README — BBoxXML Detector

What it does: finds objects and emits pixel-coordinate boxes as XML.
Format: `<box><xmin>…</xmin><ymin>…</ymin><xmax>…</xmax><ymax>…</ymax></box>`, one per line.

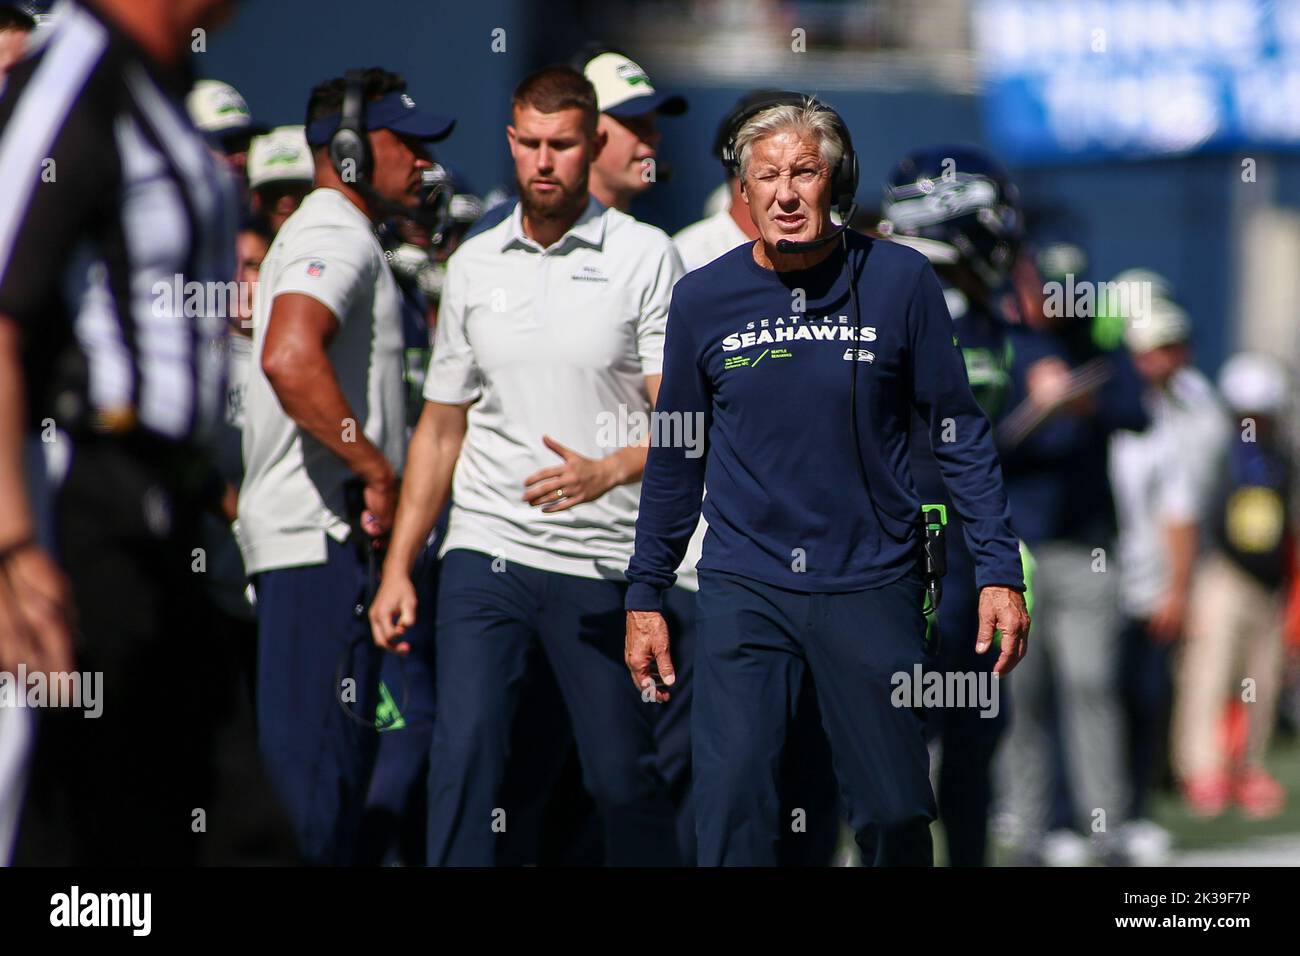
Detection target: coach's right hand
<box><xmin>625</xmin><ymin>610</ymin><xmax>675</xmax><ymax>703</ymax></box>
<box><xmin>369</xmin><ymin>572</ymin><xmax>416</xmax><ymax>656</ymax></box>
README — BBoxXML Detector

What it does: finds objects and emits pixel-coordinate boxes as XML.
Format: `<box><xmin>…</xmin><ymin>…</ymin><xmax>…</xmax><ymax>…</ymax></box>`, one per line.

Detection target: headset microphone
<box><xmin>774</xmin><ymin>205</ymin><xmax>856</xmax><ymax>254</ymax></box>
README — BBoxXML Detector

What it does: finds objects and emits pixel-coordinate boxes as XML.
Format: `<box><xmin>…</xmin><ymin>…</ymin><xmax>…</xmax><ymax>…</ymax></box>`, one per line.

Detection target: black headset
<box><xmin>329</xmin><ymin>69</ymin><xmax>371</xmax><ymax>184</ymax></box>
<box><xmin>719</xmin><ymin>91</ymin><xmax>859</xmax><ymax>222</ymax></box>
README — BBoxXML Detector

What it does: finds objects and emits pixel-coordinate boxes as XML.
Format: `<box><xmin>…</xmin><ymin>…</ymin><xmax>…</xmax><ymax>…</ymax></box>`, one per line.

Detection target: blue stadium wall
<box><xmin>203</xmin><ymin>0</ymin><xmax>1300</xmax><ymax>380</ymax></box>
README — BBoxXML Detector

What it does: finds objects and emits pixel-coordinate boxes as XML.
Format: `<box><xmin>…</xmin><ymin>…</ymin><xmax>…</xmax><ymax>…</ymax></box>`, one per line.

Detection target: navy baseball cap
<box><xmin>306</xmin><ymin>89</ymin><xmax>456</xmax><ymax>148</ymax></box>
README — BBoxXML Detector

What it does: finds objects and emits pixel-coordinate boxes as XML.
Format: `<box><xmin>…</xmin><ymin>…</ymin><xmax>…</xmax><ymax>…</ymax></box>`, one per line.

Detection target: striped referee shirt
<box><xmin>0</xmin><ymin>1</ymin><xmax>236</xmax><ymax>443</ymax></box>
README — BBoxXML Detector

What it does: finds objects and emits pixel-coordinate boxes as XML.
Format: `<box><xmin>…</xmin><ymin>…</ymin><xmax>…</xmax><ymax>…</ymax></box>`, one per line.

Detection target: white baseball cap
<box><xmin>1219</xmin><ymin>352</ymin><xmax>1290</xmax><ymax>413</ymax></box>
<box><xmin>582</xmin><ymin>51</ymin><xmax>686</xmax><ymax>118</ymax></box>
<box><xmin>186</xmin><ymin>79</ymin><xmax>264</xmax><ymax>140</ymax></box>
<box><xmin>1123</xmin><ymin>296</ymin><xmax>1190</xmax><ymax>354</ymax></box>
<box><xmin>247</xmin><ymin>125</ymin><xmax>313</xmax><ymax>191</ymax></box>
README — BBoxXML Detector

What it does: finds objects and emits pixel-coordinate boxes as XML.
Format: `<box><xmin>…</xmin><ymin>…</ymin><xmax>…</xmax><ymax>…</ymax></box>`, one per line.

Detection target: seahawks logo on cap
<box><xmin>400</xmin><ymin>93</ymin><xmax>416</xmax><ymax>109</ymax></box>
<box><xmin>615</xmin><ymin>62</ymin><xmax>651</xmax><ymax>87</ymax></box>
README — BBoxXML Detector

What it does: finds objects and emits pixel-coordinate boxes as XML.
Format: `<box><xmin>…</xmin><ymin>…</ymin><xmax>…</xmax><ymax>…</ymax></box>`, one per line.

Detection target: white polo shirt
<box><xmin>673</xmin><ymin>208</ymin><xmax>749</xmax><ymax>273</ymax></box>
<box><xmin>426</xmin><ymin>197</ymin><xmax>682</xmax><ymax>580</ymax></box>
<box><xmin>1109</xmin><ymin>366</ymin><xmax>1228</xmax><ymax>616</ymax></box>
<box><xmin>238</xmin><ymin>188</ymin><xmax>407</xmax><ymax>575</ymax></box>
<box><xmin>670</xmin><ymin>211</ymin><xmax>751</xmax><ymax>589</ymax></box>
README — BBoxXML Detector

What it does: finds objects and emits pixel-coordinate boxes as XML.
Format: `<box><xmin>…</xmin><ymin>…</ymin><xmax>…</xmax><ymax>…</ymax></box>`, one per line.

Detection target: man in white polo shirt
<box><xmin>238</xmin><ymin>67</ymin><xmax>454</xmax><ymax>865</ymax></box>
<box><xmin>674</xmin><ymin>91</ymin><xmax>775</xmax><ymax>273</ymax></box>
<box><xmin>369</xmin><ymin>65</ymin><xmax>683</xmax><ymax>866</ymax></box>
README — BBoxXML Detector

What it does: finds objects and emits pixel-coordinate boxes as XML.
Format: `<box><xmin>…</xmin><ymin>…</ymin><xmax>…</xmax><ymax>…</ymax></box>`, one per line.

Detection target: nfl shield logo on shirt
<box><xmin>306</xmin><ymin>260</ymin><xmax>325</xmax><ymax>277</ymax></box>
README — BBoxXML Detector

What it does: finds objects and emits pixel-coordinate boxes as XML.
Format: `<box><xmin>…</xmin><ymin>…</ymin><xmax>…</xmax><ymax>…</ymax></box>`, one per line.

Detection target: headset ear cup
<box><xmin>329</xmin><ymin>129</ymin><xmax>362</xmax><ymax>182</ymax></box>
<box><xmin>331</xmin><ymin>70</ymin><xmax>371</xmax><ymax>184</ymax></box>
<box><xmin>721</xmin><ymin>138</ymin><xmax>738</xmax><ymax>175</ymax></box>
<box><xmin>838</xmin><ymin>149</ymin><xmax>859</xmax><ymax>217</ymax></box>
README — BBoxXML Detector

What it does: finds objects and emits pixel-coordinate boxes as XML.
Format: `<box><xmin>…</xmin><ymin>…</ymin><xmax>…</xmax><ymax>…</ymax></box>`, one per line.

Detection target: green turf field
<box><xmin>1152</xmin><ymin>734</ymin><xmax>1300</xmax><ymax>855</ymax></box>
<box><xmin>967</xmin><ymin>734</ymin><xmax>1300</xmax><ymax>865</ymax></box>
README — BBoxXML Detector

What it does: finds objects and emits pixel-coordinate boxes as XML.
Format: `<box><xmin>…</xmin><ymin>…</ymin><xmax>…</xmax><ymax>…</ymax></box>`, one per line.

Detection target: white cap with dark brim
<box><xmin>248</xmin><ymin>125</ymin><xmax>314</xmax><ymax>191</ymax></box>
<box><xmin>1124</xmin><ymin>296</ymin><xmax>1191</xmax><ymax>354</ymax></box>
<box><xmin>583</xmin><ymin>51</ymin><xmax>687</xmax><ymax>119</ymax></box>
<box><xmin>187</xmin><ymin>79</ymin><xmax>266</xmax><ymax>139</ymax></box>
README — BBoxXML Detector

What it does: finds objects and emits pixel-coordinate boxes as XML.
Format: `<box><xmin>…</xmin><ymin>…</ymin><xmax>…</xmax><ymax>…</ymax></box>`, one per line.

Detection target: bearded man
<box><xmin>369</xmin><ymin>65</ymin><xmax>684</xmax><ymax>866</ymax></box>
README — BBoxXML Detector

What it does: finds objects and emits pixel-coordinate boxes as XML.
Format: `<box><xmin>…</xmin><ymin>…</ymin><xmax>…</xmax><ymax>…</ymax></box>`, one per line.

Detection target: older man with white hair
<box><xmin>624</xmin><ymin>95</ymin><xmax>1030</xmax><ymax>866</ymax></box>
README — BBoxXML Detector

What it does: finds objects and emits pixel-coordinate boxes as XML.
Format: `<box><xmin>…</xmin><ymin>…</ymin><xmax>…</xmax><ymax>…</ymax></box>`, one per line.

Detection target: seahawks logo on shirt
<box><xmin>720</xmin><ymin>315</ymin><xmax>877</xmax><ymax>353</ymax></box>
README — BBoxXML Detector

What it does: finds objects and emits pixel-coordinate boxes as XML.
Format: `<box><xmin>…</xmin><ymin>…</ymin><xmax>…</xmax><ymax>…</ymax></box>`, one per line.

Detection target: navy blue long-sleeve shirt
<box><xmin>998</xmin><ymin>321</ymin><xmax>1148</xmax><ymax>545</ymax></box>
<box><xmin>625</xmin><ymin>232</ymin><xmax>1024</xmax><ymax>612</ymax></box>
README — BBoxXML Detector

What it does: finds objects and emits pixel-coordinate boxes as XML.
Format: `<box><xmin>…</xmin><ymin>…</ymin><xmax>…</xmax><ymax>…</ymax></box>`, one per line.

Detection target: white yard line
<box><xmin>1171</xmin><ymin>835</ymin><xmax>1300</xmax><ymax>866</ymax></box>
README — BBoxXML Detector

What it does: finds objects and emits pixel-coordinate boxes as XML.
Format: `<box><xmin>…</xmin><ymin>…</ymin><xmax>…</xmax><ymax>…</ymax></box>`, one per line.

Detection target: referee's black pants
<box><xmin>14</xmin><ymin>436</ymin><xmax>292</xmax><ymax>865</ymax></box>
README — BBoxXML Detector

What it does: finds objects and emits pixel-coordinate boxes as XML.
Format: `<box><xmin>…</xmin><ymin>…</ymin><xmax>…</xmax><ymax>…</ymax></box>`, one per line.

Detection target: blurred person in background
<box><xmin>673</xmin><ymin>90</ymin><xmax>773</xmax><ymax>272</ymax></box>
<box><xmin>1108</xmin><ymin>277</ymin><xmax>1229</xmax><ymax>862</ymax></box>
<box><xmin>199</xmin><ymin>215</ymin><xmax>274</xmax><ymax>644</ymax></box>
<box><xmin>0</xmin><ymin>0</ymin><xmax>264</xmax><ymax>865</ymax></box>
<box><xmin>247</xmin><ymin>124</ymin><xmax>314</xmax><ymax>233</ymax></box>
<box><xmin>237</xmin><ymin>66</ymin><xmax>454</xmax><ymax>864</ymax></box>
<box><xmin>187</xmin><ymin>77</ymin><xmax>267</xmax><ymax>203</ymax></box>
<box><xmin>579</xmin><ymin>46</ymin><xmax>686</xmax><ymax>214</ymax></box>
<box><xmin>993</xmin><ymin>237</ymin><xmax>1149</xmax><ymax>865</ymax></box>
<box><xmin>0</xmin><ymin>4</ymin><xmax>33</xmax><ymax>78</ymax></box>
<box><xmin>379</xmin><ymin>164</ymin><xmax>482</xmax><ymax>332</ymax></box>
<box><xmin>0</xmin><ymin>3</ymin><xmax>41</xmax><ymax>865</ymax></box>
<box><xmin>881</xmin><ymin>143</ymin><xmax>1030</xmax><ymax>867</ymax></box>
<box><xmin>192</xmin><ymin>212</ymin><xmax>299</xmax><ymax>862</ymax></box>
<box><xmin>1172</xmin><ymin>352</ymin><xmax>1293</xmax><ymax>820</ymax></box>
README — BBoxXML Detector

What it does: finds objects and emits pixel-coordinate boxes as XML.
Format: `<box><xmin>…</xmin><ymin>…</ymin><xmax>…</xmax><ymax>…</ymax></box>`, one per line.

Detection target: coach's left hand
<box><xmin>976</xmin><ymin>586</ymin><xmax>1030</xmax><ymax>677</ymax></box>
<box><xmin>523</xmin><ymin>435</ymin><xmax>619</xmax><ymax>513</ymax></box>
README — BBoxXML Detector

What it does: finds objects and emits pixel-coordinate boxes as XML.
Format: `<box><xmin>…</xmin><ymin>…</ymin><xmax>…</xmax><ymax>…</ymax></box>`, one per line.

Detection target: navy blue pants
<box><xmin>498</xmin><ymin>582</ymin><xmax>697</xmax><ymax>866</ymax></box>
<box><xmin>255</xmin><ymin>537</ymin><xmax>383</xmax><ymax>865</ymax></box>
<box><xmin>427</xmin><ymin>549</ymin><xmax>678</xmax><ymax>866</ymax></box>
<box><xmin>358</xmin><ymin>544</ymin><xmax>440</xmax><ymax>865</ymax></box>
<box><xmin>694</xmin><ymin>568</ymin><xmax>937</xmax><ymax>866</ymax></box>
<box><xmin>1119</xmin><ymin>614</ymin><xmax>1172</xmax><ymax>820</ymax></box>
<box><xmin>661</xmin><ymin>586</ymin><xmax>840</xmax><ymax>866</ymax></box>
<box><xmin>654</xmin><ymin>585</ymin><xmax>698</xmax><ymax>861</ymax></box>
<box><xmin>928</xmin><ymin>536</ymin><xmax>1010</xmax><ymax>866</ymax></box>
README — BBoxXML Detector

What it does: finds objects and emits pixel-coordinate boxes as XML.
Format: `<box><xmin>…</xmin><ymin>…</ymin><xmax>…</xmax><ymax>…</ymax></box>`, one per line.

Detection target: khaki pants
<box><xmin>1172</xmin><ymin>552</ymin><xmax>1284</xmax><ymax>780</ymax></box>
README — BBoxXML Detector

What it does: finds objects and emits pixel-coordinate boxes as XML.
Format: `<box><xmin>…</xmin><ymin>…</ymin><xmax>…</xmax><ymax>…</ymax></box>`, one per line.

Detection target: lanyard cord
<box><xmin>844</xmin><ymin>233</ymin><xmax>909</xmax><ymax>545</ymax></box>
